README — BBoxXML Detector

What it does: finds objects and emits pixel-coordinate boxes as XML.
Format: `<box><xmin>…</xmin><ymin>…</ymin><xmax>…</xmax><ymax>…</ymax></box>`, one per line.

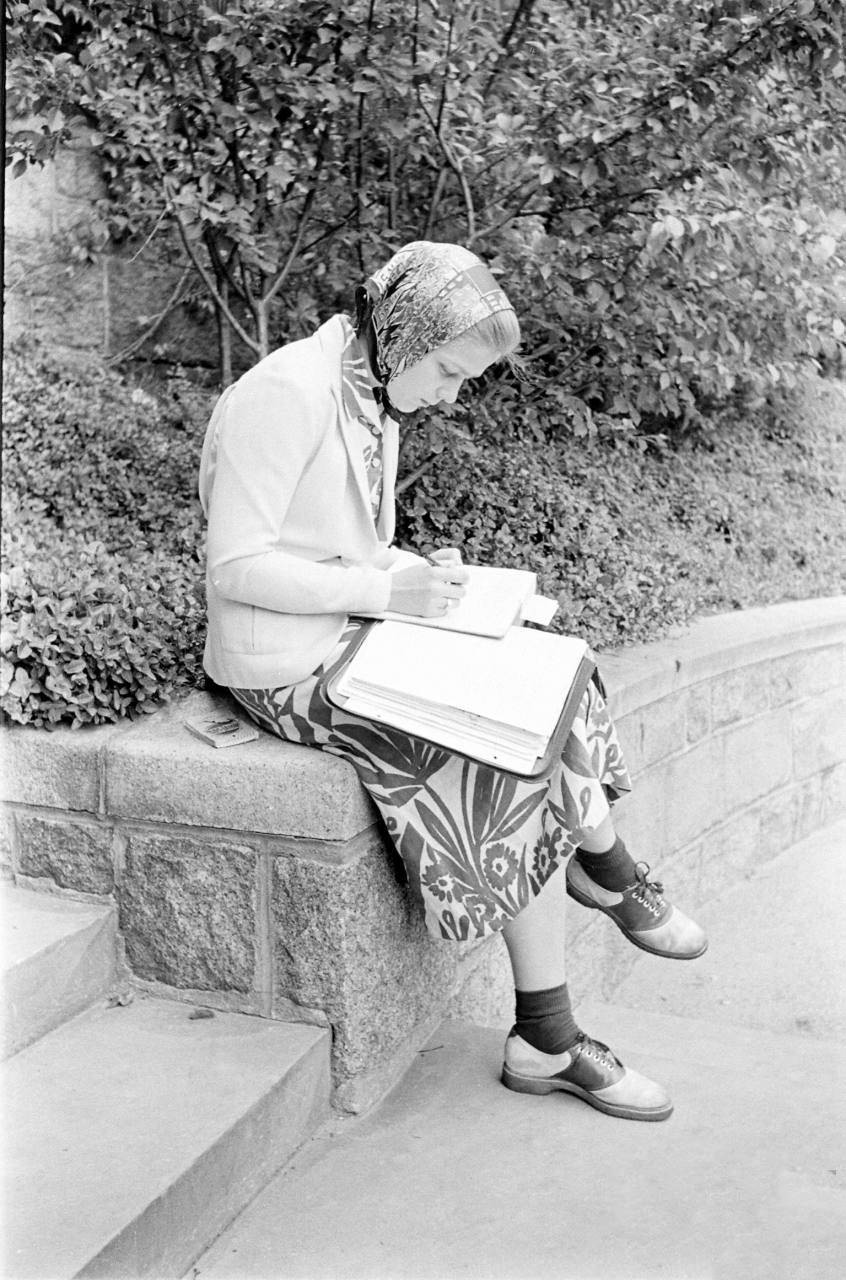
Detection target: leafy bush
<box><xmin>1</xmin><ymin>346</ymin><xmax>208</xmax><ymax>728</ymax></box>
<box><xmin>397</xmin><ymin>378</ymin><xmax>846</xmax><ymax>648</ymax></box>
<box><xmin>3</xmin><ymin>342</ymin><xmax>844</xmax><ymax>728</ymax></box>
<box><xmin>2</xmin><ymin>343</ymin><xmax>207</xmax><ymax>553</ymax></box>
<box><xmin>1</xmin><ymin>519</ymin><xmax>204</xmax><ymax>728</ymax></box>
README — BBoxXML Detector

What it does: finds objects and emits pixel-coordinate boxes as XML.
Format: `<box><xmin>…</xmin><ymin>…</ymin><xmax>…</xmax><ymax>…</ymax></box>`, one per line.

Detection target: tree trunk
<box><xmin>217</xmin><ymin>276</ymin><xmax>233</xmax><ymax>387</ymax></box>
<box><xmin>257</xmin><ymin>300</ymin><xmax>270</xmax><ymax>362</ymax></box>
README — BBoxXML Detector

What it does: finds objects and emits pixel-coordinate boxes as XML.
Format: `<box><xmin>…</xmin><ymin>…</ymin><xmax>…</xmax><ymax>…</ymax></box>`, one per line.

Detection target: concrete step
<box><xmin>1</xmin><ymin>995</ymin><xmax>331</xmax><ymax>1279</ymax></box>
<box><xmin>193</xmin><ymin>1009</ymin><xmax>846</xmax><ymax>1280</ymax></box>
<box><xmin>0</xmin><ymin>882</ymin><xmax>118</xmax><ymax>1057</ymax></box>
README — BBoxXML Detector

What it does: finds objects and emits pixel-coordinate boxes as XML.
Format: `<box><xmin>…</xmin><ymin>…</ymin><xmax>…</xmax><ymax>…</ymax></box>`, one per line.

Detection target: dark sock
<box><xmin>514</xmin><ymin>982</ymin><xmax>581</xmax><ymax>1054</ymax></box>
<box><xmin>576</xmin><ymin>834</ymin><xmax>637</xmax><ymax>891</ymax></box>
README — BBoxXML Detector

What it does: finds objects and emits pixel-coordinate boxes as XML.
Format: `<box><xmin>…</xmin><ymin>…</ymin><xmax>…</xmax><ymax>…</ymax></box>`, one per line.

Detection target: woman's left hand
<box><xmin>427</xmin><ymin>546</ymin><xmax>463</xmax><ymax>568</ymax></box>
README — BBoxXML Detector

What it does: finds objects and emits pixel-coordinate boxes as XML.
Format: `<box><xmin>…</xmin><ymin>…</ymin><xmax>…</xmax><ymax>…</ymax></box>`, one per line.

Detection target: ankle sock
<box><xmin>575</xmin><ymin>834</ymin><xmax>637</xmax><ymax>891</ymax></box>
<box><xmin>514</xmin><ymin>982</ymin><xmax>581</xmax><ymax>1055</ymax></box>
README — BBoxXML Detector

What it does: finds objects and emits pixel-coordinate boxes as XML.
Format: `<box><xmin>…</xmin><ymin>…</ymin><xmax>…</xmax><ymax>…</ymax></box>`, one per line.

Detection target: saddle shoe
<box><xmin>566</xmin><ymin>857</ymin><xmax>708</xmax><ymax>960</ymax></box>
<box><xmin>502</xmin><ymin>1030</ymin><xmax>673</xmax><ymax>1122</ymax></box>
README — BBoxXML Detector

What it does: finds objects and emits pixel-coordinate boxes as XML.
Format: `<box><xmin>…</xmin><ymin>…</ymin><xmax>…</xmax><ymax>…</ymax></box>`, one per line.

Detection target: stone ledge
<box><xmin>1</xmin><ymin>689</ymin><xmax>378</xmax><ymax>843</ymax></box>
<box><xmin>2</xmin><ymin>596</ymin><xmax>845</xmax><ymax>1111</ymax></box>
<box><xmin>104</xmin><ymin>691</ymin><xmax>378</xmax><ymax>841</ymax></box>
<box><xmin>599</xmin><ymin>595</ymin><xmax>846</xmax><ymax>720</ymax></box>
<box><xmin>0</xmin><ymin>720</ymin><xmax>119</xmax><ymax>814</ymax></box>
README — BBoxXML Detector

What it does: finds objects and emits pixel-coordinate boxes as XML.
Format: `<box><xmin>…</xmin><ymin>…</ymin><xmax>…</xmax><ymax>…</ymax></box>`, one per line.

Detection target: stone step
<box><xmin>0</xmin><ymin>882</ymin><xmax>118</xmax><ymax>1057</ymax></box>
<box><xmin>193</xmin><ymin>1008</ymin><xmax>846</xmax><ymax>1280</ymax></box>
<box><xmin>1</xmin><ymin>996</ymin><xmax>331</xmax><ymax>1279</ymax></box>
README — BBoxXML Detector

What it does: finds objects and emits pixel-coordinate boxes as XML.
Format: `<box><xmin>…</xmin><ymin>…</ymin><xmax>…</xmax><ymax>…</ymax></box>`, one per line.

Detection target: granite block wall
<box><xmin>2</xmin><ymin>598</ymin><xmax>845</xmax><ymax>1109</ymax></box>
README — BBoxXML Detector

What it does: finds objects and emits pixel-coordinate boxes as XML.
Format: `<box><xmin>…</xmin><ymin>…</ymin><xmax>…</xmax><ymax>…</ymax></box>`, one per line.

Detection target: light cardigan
<box><xmin>199</xmin><ymin>314</ymin><xmax>399</xmax><ymax>688</ymax></box>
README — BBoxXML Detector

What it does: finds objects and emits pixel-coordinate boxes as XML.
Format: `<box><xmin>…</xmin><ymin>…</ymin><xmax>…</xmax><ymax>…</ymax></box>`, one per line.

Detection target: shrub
<box><xmin>3</xmin><ymin>341</ymin><xmax>844</xmax><ymax>727</ymax></box>
<box><xmin>1</xmin><ymin>346</ymin><xmax>208</xmax><ymax>727</ymax></box>
<box><xmin>397</xmin><ymin>379</ymin><xmax>846</xmax><ymax>649</ymax></box>
<box><xmin>1</xmin><ymin>341</ymin><xmax>208</xmax><ymax>552</ymax></box>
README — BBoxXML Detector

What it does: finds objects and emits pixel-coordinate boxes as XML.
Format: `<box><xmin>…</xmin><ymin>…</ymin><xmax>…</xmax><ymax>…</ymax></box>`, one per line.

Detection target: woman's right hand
<box><xmin>387</xmin><ymin>563</ymin><xmax>470</xmax><ymax>617</ymax></box>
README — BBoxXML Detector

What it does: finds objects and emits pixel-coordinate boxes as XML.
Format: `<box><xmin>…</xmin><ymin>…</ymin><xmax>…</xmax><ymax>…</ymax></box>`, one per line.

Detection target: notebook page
<box><xmin>337</xmin><ymin>622</ymin><xmax>589</xmax><ymax>738</ymax></box>
<box><xmin>362</xmin><ymin>562</ymin><xmax>537</xmax><ymax>639</ymax></box>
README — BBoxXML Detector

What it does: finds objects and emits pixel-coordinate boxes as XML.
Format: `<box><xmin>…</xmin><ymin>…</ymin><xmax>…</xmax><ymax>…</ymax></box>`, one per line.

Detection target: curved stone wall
<box><xmin>453</xmin><ymin>595</ymin><xmax>846</xmax><ymax>1025</ymax></box>
<box><xmin>2</xmin><ymin>597</ymin><xmax>845</xmax><ymax>1109</ymax></box>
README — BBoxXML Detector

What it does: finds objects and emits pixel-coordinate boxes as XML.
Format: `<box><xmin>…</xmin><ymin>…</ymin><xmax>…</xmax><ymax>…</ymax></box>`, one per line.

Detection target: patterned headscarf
<box><xmin>353</xmin><ymin>241</ymin><xmax>515</xmax><ymax>389</ymax></box>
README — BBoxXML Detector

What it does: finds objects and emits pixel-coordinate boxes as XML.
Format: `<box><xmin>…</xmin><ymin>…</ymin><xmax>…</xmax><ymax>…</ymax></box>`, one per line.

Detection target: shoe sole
<box><xmin>566</xmin><ymin>882</ymin><xmax>708</xmax><ymax>960</ymax></box>
<box><xmin>501</xmin><ymin>1064</ymin><xmax>673</xmax><ymax>1122</ymax></box>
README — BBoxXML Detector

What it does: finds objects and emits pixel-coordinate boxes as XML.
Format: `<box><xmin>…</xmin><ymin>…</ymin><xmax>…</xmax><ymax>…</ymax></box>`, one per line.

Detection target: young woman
<box><xmin>199</xmin><ymin>240</ymin><xmax>707</xmax><ymax>1122</ymax></box>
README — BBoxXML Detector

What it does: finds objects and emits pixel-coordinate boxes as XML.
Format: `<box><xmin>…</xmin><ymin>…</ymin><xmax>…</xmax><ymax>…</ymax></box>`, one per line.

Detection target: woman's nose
<box><xmin>439</xmin><ymin>380</ymin><xmax>462</xmax><ymax>404</ymax></box>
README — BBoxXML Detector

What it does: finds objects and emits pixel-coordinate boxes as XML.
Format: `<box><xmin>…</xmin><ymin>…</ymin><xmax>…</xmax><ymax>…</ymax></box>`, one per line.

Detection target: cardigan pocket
<box><xmin>216</xmin><ymin>596</ymin><xmax>256</xmax><ymax>654</ymax></box>
<box><xmin>224</xmin><ymin>600</ymin><xmax>273</xmax><ymax>654</ymax></box>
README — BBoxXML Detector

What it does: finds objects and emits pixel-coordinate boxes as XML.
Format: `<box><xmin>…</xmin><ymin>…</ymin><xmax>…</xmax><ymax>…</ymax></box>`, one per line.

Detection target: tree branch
<box><xmin>418</xmin><ymin>95</ymin><xmax>476</xmax><ymax>242</ymax></box>
<box><xmin>423</xmin><ymin>167</ymin><xmax>449</xmax><ymax>239</ymax></box>
<box><xmin>396</xmin><ymin>452</ymin><xmax>439</xmax><ymax>495</ymax></box>
<box><xmin>435</xmin><ymin>12</ymin><xmax>455</xmax><ymax>136</ymax></box>
<box><xmin>484</xmin><ymin>0</ymin><xmax>537</xmax><ymax>98</ymax></box>
<box><xmin>261</xmin><ymin>129</ymin><xmax>330</xmax><ymax>308</ymax></box>
<box><xmin>261</xmin><ymin>191</ymin><xmax>315</xmax><ymax>308</ymax></box>
<box><xmin>237</xmin><ymin>251</ymin><xmax>260</xmax><ymax>324</ymax></box>
<box><xmin>163</xmin><ymin>179</ymin><xmax>260</xmax><ymax>355</ymax></box>
<box><xmin>106</xmin><ymin>264</ymin><xmax>192</xmax><ymax>365</ymax></box>
<box><xmin>353</xmin><ymin>0</ymin><xmax>378</xmax><ymax>273</ymax></box>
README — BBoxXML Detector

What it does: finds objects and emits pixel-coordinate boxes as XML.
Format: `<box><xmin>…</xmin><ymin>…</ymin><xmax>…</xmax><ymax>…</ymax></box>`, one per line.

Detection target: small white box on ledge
<box><xmin>184</xmin><ymin>714</ymin><xmax>259</xmax><ymax>749</ymax></box>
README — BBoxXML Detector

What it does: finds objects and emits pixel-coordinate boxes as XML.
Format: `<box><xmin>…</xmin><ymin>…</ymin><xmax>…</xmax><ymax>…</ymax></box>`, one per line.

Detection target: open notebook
<box><xmin>357</xmin><ymin>551</ymin><xmax>555</xmax><ymax>639</ymax></box>
<box><xmin>326</xmin><ymin>621</ymin><xmax>594</xmax><ymax>775</ymax></box>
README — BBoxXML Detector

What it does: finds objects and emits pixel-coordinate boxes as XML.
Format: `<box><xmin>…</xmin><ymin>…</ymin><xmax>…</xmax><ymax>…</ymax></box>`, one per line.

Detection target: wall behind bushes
<box><xmin>4</xmin><ymin>136</ymin><xmax>214</xmax><ymax>369</ymax></box>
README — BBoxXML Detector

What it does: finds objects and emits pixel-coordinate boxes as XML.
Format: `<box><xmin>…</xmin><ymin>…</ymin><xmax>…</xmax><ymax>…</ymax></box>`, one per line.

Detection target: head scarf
<box><xmin>353</xmin><ymin>241</ymin><xmax>515</xmax><ymax>403</ymax></box>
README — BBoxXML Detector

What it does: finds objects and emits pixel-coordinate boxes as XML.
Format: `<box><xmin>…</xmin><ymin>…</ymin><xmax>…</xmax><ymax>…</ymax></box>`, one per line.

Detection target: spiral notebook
<box><xmin>326</xmin><ymin>621</ymin><xmax>594</xmax><ymax>776</ymax></box>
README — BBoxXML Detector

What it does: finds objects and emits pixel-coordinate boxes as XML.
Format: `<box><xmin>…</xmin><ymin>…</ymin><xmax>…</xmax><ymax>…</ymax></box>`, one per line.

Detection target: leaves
<box><xmin>6</xmin><ymin>0</ymin><xmax>845</xmax><ymax>386</ymax></box>
<box><xmin>1</xmin><ymin>342</ymin><xmax>207</xmax><ymax>727</ymax></box>
<box><xmin>395</xmin><ymin>370</ymin><xmax>846</xmax><ymax>652</ymax></box>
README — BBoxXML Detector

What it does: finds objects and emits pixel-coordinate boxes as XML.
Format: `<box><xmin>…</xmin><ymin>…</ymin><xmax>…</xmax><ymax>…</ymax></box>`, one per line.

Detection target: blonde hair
<box><xmin>456</xmin><ymin>307</ymin><xmax>521</xmax><ymax>360</ymax></box>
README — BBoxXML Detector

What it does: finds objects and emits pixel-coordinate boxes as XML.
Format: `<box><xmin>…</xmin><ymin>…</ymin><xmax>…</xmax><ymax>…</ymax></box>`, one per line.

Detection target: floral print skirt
<box><xmin>230</xmin><ymin>623</ymin><xmax>631</xmax><ymax>943</ymax></box>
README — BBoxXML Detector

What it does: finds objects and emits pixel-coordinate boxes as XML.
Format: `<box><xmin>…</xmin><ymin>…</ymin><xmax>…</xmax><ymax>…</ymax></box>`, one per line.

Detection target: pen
<box><xmin>426</xmin><ymin>553</ymin><xmax>461</xmax><ymax>576</ymax></box>
<box><xmin>425</xmin><ymin>552</ymin><xmax>465</xmax><ymax>593</ymax></box>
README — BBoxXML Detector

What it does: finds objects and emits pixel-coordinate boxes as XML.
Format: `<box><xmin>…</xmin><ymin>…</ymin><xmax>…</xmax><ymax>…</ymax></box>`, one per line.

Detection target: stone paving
<box><xmin>193</xmin><ymin>819</ymin><xmax>846</xmax><ymax>1280</ymax></box>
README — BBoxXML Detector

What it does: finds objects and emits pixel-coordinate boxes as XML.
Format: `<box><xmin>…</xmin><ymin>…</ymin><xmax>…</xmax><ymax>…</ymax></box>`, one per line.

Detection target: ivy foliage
<box><xmin>6</xmin><ymin>0</ymin><xmax>846</xmax><ymax>432</ymax></box>
<box><xmin>1</xmin><ymin>347</ymin><xmax>208</xmax><ymax>727</ymax></box>
<box><xmin>2</xmin><ymin>342</ymin><xmax>844</xmax><ymax>727</ymax></box>
<box><xmin>396</xmin><ymin>380</ymin><xmax>846</xmax><ymax>647</ymax></box>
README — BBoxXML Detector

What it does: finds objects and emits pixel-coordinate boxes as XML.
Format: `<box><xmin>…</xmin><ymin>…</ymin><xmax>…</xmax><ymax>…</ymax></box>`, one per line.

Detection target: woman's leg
<box><xmin>502</xmin><ymin>858</ymin><xmax>568</xmax><ymax>990</ymax></box>
<box><xmin>576</xmin><ymin>814</ymin><xmax>615</xmax><ymax>854</ymax></box>
<box><xmin>500</xmin><ymin>865</ymin><xmax>673</xmax><ymax>1122</ymax></box>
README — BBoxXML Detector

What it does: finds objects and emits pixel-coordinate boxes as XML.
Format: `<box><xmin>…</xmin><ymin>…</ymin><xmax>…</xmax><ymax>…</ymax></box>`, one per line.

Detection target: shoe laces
<box><xmin>572</xmin><ymin>1033</ymin><xmax>620</xmax><ymax>1072</ymax></box>
<box><xmin>629</xmin><ymin>861</ymin><xmax>665</xmax><ymax>916</ymax></box>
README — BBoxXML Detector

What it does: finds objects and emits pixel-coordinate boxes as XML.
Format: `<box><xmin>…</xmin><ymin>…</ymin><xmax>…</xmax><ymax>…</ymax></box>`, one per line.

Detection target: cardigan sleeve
<box><xmin>203</xmin><ymin>368</ymin><xmax>393</xmax><ymax>616</ymax></box>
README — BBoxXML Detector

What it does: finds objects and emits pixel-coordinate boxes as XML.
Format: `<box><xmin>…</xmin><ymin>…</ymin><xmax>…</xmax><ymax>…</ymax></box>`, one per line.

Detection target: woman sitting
<box><xmin>199</xmin><ymin>240</ymin><xmax>707</xmax><ymax>1123</ymax></box>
